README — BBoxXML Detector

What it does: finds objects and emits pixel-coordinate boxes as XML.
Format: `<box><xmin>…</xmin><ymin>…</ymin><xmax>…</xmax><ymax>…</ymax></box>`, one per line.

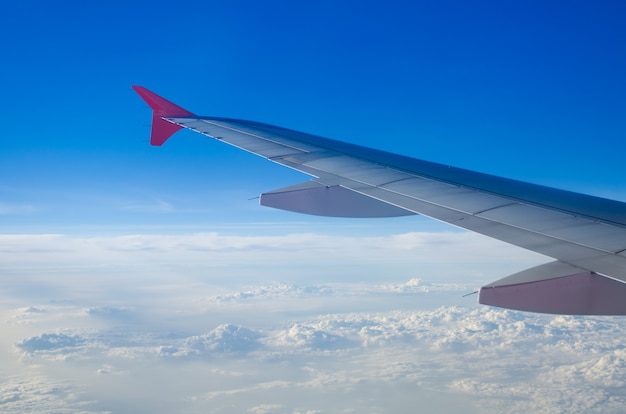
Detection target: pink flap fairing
<box><xmin>260</xmin><ymin>181</ymin><xmax>416</xmax><ymax>218</ymax></box>
<box><xmin>479</xmin><ymin>271</ymin><xmax>626</xmax><ymax>315</ymax></box>
<box><xmin>132</xmin><ymin>86</ymin><xmax>195</xmax><ymax>146</ymax></box>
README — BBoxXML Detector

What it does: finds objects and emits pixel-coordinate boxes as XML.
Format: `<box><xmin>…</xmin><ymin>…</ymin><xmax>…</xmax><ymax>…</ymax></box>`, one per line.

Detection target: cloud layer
<box><xmin>4</xmin><ymin>279</ymin><xmax>626</xmax><ymax>413</ymax></box>
<box><xmin>1</xmin><ymin>231</ymin><xmax>622</xmax><ymax>413</ymax></box>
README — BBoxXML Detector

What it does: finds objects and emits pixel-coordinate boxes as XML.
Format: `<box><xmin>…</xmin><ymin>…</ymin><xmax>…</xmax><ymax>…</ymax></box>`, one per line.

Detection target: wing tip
<box><xmin>133</xmin><ymin>86</ymin><xmax>195</xmax><ymax>146</ymax></box>
<box><xmin>132</xmin><ymin>85</ymin><xmax>195</xmax><ymax>117</ymax></box>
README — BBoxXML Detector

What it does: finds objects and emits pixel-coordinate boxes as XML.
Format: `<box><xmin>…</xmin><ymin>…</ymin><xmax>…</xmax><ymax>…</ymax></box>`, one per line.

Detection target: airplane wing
<box><xmin>133</xmin><ymin>86</ymin><xmax>626</xmax><ymax>315</ymax></box>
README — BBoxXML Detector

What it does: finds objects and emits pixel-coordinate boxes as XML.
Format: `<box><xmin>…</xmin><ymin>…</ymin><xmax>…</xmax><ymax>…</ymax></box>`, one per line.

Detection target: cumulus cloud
<box><xmin>271</xmin><ymin>324</ymin><xmax>356</xmax><ymax>351</ymax></box>
<box><xmin>10</xmin><ymin>295</ymin><xmax>626</xmax><ymax>413</ymax></box>
<box><xmin>84</xmin><ymin>306</ymin><xmax>133</xmax><ymax>319</ymax></box>
<box><xmin>16</xmin><ymin>332</ymin><xmax>86</xmax><ymax>353</ymax></box>
<box><xmin>6</xmin><ymin>306</ymin><xmax>48</xmax><ymax>325</ymax></box>
<box><xmin>163</xmin><ymin>324</ymin><xmax>264</xmax><ymax>357</ymax></box>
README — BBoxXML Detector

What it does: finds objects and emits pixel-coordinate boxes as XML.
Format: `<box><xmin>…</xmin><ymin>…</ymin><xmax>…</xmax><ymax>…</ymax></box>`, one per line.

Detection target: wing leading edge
<box><xmin>133</xmin><ymin>86</ymin><xmax>626</xmax><ymax>315</ymax></box>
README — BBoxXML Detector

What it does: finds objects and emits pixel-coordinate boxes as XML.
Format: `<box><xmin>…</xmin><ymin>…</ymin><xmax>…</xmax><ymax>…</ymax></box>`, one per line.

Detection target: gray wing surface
<box><xmin>134</xmin><ymin>86</ymin><xmax>626</xmax><ymax>315</ymax></box>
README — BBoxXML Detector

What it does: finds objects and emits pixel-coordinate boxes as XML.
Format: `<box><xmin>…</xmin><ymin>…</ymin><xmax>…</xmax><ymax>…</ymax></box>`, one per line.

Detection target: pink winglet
<box><xmin>132</xmin><ymin>86</ymin><xmax>195</xmax><ymax>146</ymax></box>
<box><xmin>479</xmin><ymin>272</ymin><xmax>626</xmax><ymax>315</ymax></box>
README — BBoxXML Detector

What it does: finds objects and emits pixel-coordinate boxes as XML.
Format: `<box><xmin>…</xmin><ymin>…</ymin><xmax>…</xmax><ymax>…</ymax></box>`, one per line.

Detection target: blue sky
<box><xmin>2</xmin><ymin>1</ymin><xmax>626</xmax><ymax>413</ymax></box>
<box><xmin>1</xmin><ymin>0</ymin><xmax>625</xmax><ymax>233</ymax></box>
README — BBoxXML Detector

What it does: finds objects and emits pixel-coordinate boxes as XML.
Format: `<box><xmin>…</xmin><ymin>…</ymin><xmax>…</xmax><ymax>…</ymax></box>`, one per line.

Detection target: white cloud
<box><xmin>167</xmin><ymin>324</ymin><xmax>265</xmax><ymax>357</ymax></box>
<box><xmin>0</xmin><ymin>202</ymin><xmax>38</xmax><ymax>215</ymax></box>
<box><xmin>0</xmin><ymin>231</ymin><xmax>546</xmax><ymax>288</ymax></box>
<box><xmin>1</xmin><ymin>231</ymin><xmax>624</xmax><ymax>413</ymax></box>
<box><xmin>16</xmin><ymin>332</ymin><xmax>86</xmax><ymax>353</ymax></box>
<box><xmin>0</xmin><ymin>375</ymin><xmax>105</xmax><ymax>413</ymax></box>
<box><xmin>246</xmin><ymin>404</ymin><xmax>286</xmax><ymax>414</ymax></box>
<box><xmin>7</xmin><ymin>292</ymin><xmax>626</xmax><ymax>413</ymax></box>
<box><xmin>270</xmin><ymin>324</ymin><xmax>356</xmax><ymax>351</ymax></box>
<box><xmin>120</xmin><ymin>199</ymin><xmax>213</xmax><ymax>214</ymax></box>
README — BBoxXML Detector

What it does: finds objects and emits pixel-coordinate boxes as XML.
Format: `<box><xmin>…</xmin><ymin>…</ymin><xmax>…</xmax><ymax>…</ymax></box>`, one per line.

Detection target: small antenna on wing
<box><xmin>248</xmin><ymin>196</ymin><xmax>260</xmax><ymax>201</ymax></box>
<box><xmin>462</xmin><ymin>290</ymin><xmax>478</xmax><ymax>297</ymax></box>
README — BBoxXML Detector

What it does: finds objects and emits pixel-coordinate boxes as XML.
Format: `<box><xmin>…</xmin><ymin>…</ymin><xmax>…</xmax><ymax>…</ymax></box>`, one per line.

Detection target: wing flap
<box><xmin>477</xmin><ymin>204</ymin><xmax>626</xmax><ymax>253</ymax></box>
<box><xmin>380</xmin><ymin>177</ymin><xmax>515</xmax><ymax>214</ymax></box>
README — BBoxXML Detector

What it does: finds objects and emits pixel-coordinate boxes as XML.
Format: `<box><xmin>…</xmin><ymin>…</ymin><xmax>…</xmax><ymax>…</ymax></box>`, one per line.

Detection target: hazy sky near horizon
<box><xmin>1</xmin><ymin>1</ymin><xmax>626</xmax><ymax>412</ymax></box>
